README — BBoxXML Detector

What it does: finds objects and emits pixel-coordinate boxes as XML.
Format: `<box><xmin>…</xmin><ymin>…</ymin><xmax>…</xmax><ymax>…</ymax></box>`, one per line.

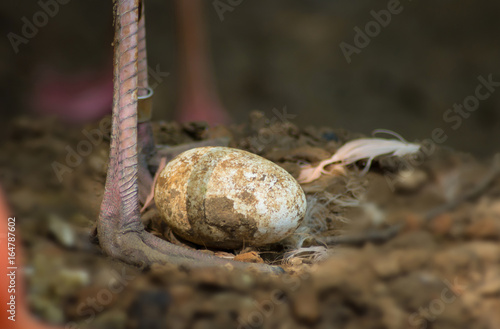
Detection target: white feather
<box><xmin>299</xmin><ymin>133</ymin><xmax>420</xmax><ymax>183</ymax></box>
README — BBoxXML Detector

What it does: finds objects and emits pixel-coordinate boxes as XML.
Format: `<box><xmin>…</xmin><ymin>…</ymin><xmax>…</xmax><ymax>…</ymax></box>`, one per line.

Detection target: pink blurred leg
<box><xmin>174</xmin><ymin>0</ymin><xmax>231</xmax><ymax>125</ymax></box>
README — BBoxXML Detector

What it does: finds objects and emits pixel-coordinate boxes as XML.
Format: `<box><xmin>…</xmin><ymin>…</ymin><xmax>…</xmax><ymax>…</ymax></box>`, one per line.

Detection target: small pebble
<box><xmin>48</xmin><ymin>214</ymin><xmax>76</xmax><ymax>248</ymax></box>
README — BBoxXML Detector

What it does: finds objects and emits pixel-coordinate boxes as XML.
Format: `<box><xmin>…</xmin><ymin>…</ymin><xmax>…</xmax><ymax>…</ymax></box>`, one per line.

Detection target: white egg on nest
<box><xmin>154</xmin><ymin>147</ymin><xmax>307</xmax><ymax>249</ymax></box>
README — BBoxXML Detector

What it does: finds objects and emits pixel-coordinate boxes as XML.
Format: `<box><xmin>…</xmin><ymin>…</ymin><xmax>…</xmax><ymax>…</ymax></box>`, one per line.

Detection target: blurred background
<box><xmin>1</xmin><ymin>2</ymin><xmax>500</xmax><ymax>326</ymax></box>
<box><xmin>2</xmin><ymin>0</ymin><xmax>499</xmax><ymax>157</ymax></box>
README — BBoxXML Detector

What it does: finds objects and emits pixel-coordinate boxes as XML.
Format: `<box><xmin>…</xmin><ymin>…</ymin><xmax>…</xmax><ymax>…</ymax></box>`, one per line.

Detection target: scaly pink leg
<box><xmin>97</xmin><ymin>0</ymin><xmax>281</xmax><ymax>273</ymax></box>
<box><xmin>136</xmin><ymin>0</ymin><xmax>156</xmax><ymax>205</ymax></box>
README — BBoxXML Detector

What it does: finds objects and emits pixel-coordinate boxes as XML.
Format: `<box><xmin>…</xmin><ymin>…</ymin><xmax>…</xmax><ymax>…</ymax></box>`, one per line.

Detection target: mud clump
<box><xmin>3</xmin><ymin>114</ymin><xmax>500</xmax><ymax>328</ymax></box>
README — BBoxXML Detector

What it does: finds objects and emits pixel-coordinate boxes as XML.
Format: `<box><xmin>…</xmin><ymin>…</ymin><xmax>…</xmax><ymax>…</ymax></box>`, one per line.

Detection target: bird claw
<box><xmin>102</xmin><ymin>228</ymin><xmax>283</xmax><ymax>274</ymax></box>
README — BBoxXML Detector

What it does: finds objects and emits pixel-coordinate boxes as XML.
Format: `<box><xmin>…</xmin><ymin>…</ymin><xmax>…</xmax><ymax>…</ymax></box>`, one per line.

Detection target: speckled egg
<box><xmin>154</xmin><ymin>147</ymin><xmax>307</xmax><ymax>249</ymax></box>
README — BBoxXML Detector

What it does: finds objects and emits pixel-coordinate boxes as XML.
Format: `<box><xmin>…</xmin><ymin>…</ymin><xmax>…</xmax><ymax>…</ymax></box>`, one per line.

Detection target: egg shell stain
<box><xmin>155</xmin><ymin>147</ymin><xmax>307</xmax><ymax>249</ymax></box>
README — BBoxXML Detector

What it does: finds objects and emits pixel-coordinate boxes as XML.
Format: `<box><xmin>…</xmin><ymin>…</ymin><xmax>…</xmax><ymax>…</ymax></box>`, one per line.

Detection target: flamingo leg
<box><xmin>97</xmin><ymin>0</ymin><xmax>282</xmax><ymax>273</ymax></box>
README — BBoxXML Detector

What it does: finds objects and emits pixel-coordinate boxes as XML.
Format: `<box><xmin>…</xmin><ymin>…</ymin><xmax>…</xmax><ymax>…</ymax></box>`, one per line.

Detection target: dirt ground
<box><xmin>2</xmin><ymin>114</ymin><xmax>500</xmax><ymax>329</ymax></box>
